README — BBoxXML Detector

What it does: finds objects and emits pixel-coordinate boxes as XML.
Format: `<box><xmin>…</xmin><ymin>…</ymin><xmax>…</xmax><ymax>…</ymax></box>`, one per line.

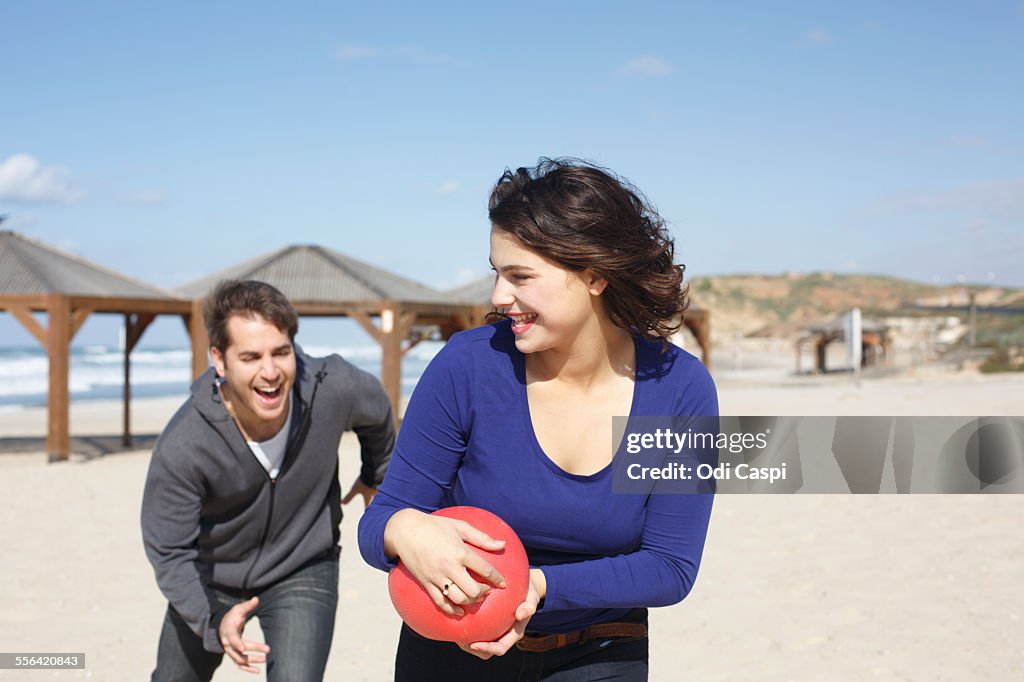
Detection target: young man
<box><xmin>142</xmin><ymin>279</ymin><xmax>395</xmax><ymax>681</ymax></box>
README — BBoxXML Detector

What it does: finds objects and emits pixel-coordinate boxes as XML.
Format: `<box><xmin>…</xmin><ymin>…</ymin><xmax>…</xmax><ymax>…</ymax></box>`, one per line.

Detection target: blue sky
<box><xmin>2</xmin><ymin>1</ymin><xmax>1022</xmax><ymax>347</ymax></box>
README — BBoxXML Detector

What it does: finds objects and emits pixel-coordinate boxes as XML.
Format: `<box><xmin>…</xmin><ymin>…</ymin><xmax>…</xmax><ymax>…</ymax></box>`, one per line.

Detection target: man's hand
<box><xmin>342</xmin><ymin>478</ymin><xmax>377</xmax><ymax>508</ymax></box>
<box><xmin>219</xmin><ymin>596</ymin><xmax>270</xmax><ymax>674</ymax></box>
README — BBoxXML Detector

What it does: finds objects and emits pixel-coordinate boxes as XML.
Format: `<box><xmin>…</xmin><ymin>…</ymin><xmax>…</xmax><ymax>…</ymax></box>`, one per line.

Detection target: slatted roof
<box><xmin>0</xmin><ymin>230</ymin><xmax>195</xmax><ymax>459</ymax></box>
<box><xmin>0</xmin><ymin>230</ymin><xmax>177</xmax><ymax>299</ymax></box>
<box><xmin>176</xmin><ymin>244</ymin><xmax>451</xmax><ymax>305</ymax></box>
<box><xmin>445</xmin><ymin>274</ymin><xmax>494</xmax><ymax>305</ymax></box>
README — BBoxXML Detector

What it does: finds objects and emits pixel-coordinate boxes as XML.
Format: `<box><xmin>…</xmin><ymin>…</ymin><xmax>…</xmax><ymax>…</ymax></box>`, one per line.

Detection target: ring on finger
<box><xmin>442</xmin><ymin>578</ymin><xmax>454</xmax><ymax>596</ymax></box>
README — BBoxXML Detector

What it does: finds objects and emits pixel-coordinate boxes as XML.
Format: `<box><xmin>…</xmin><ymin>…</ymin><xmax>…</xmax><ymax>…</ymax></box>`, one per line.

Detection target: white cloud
<box><xmin>866</xmin><ymin>178</ymin><xmax>1024</xmax><ymax>217</ymax></box>
<box><xmin>434</xmin><ymin>267</ymin><xmax>487</xmax><ymax>291</ymax></box>
<box><xmin>430</xmin><ymin>181</ymin><xmax>459</xmax><ymax>196</ymax></box>
<box><xmin>967</xmin><ymin>218</ymin><xmax>990</xmax><ymax>235</ymax></box>
<box><xmin>333</xmin><ymin>44</ymin><xmax>378</xmax><ymax>59</ymax></box>
<box><xmin>616</xmin><ymin>55</ymin><xmax>673</xmax><ymax>77</ymax></box>
<box><xmin>453</xmin><ymin>268</ymin><xmax>480</xmax><ymax>285</ymax></box>
<box><xmin>118</xmin><ymin>190</ymin><xmax>167</xmax><ymax>206</ymax></box>
<box><xmin>392</xmin><ymin>45</ymin><xmax>454</xmax><ymax>64</ymax></box>
<box><xmin>944</xmin><ymin>134</ymin><xmax>987</xmax><ymax>148</ymax></box>
<box><xmin>332</xmin><ymin>43</ymin><xmax>453</xmax><ymax>64</ymax></box>
<box><xmin>806</xmin><ymin>27</ymin><xmax>832</xmax><ymax>44</ymax></box>
<box><xmin>0</xmin><ymin>154</ymin><xmax>86</xmax><ymax>204</ymax></box>
<box><xmin>927</xmin><ymin>179</ymin><xmax>1024</xmax><ymax>214</ymax></box>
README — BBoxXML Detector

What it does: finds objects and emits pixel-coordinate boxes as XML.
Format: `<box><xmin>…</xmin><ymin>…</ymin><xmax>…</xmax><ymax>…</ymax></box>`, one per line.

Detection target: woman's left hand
<box><xmin>459</xmin><ymin>568</ymin><xmax>547</xmax><ymax>660</ymax></box>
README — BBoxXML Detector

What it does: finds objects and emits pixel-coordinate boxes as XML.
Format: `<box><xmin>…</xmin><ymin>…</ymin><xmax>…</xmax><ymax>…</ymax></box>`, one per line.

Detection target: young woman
<box><xmin>358</xmin><ymin>158</ymin><xmax>717</xmax><ymax>681</ymax></box>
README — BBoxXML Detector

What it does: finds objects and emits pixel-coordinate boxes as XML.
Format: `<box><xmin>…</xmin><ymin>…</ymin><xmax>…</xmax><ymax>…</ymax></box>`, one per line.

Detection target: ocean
<box><xmin>0</xmin><ymin>341</ymin><xmax>446</xmax><ymax>412</ymax></box>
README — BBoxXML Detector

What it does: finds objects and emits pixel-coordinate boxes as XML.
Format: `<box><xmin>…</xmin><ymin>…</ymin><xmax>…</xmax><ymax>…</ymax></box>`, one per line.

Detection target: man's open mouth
<box><xmin>254</xmin><ymin>386</ymin><xmax>283</xmax><ymax>403</ymax></box>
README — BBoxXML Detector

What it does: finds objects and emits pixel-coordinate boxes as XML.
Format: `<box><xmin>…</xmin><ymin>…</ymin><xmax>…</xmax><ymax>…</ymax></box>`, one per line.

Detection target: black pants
<box><xmin>394</xmin><ymin>609</ymin><xmax>649</xmax><ymax>682</ymax></box>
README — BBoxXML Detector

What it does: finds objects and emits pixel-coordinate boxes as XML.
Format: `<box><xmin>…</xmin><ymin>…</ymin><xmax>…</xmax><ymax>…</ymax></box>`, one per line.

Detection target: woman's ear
<box><xmin>583</xmin><ymin>269</ymin><xmax>609</xmax><ymax>296</ymax></box>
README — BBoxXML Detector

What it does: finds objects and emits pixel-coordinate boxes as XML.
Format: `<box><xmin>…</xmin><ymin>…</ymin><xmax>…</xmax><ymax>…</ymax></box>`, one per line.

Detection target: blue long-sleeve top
<box><xmin>358</xmin><ymin>320</ymin><xmax>717</xmax><ymax>634</ymax></box>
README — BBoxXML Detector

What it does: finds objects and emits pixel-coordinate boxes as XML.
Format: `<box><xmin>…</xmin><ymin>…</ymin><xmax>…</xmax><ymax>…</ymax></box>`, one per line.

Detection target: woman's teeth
<box><xmin>510</xmin><ymin>314</ymin><xmax>537</xmax><ymax>328</ymax></box>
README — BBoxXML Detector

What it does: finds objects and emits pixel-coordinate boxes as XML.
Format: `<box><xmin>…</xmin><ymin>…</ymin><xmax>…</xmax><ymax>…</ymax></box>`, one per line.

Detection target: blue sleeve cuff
<box><xmin>534</xmin><ymin>565</ymin><xmax>559</xmax><ymax>613</ymax></box>
<box><xmin>357</xmin><ymin>502</ymin><xmax>401</xmax><ymax>573</ymax></box>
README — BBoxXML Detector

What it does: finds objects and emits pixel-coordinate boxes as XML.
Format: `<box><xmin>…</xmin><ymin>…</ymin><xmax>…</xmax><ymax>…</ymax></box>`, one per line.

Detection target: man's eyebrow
<box><xmin>236</xmin><ymin>345</ymin><xmax>291</xmax><ymax>357</ymax></box>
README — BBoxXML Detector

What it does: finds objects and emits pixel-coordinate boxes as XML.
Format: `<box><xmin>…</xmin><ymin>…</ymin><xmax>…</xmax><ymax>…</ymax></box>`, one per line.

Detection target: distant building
<box><xmin>795</xmin><ymin>313</ymin><xmax>892</xmax><ymax>373</ymax></box>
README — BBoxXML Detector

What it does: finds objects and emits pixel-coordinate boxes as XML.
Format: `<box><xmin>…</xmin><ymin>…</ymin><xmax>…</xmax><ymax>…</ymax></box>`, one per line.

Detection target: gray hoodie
<box><xmin>141</xmin><ymin>350</ymin><xmax>394</xmax><ymax>652</ymax></box>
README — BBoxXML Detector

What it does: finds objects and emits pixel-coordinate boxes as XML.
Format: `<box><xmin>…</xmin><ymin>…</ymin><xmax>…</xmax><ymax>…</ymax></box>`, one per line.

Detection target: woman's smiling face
<box><xmin>489</xmin><ymin>226</ymin><xmax>605</xmax><ymax>355</ymax></box>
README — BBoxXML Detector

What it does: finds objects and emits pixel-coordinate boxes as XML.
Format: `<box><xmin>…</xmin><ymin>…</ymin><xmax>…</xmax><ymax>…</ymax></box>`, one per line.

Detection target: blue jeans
<box><xmin>394</xmin><ymin>609</ymin><xmax>649</xmax><ymax>681</ymax></box>
<box><xmin>152</xmin><ymin>551</ymin><xmax>339</xmax><ymax>682</ymax></box>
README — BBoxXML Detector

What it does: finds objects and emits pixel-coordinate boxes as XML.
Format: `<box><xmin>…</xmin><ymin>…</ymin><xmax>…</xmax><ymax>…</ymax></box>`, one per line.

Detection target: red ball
<box><xmin>388</xmin><ymin>506</ymin><xmax>530</xmax><ymax>646</ymax></box>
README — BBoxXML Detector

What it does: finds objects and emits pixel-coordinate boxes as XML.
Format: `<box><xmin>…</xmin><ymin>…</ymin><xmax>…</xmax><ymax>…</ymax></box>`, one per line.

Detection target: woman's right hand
<box><xmin>383</xmin><ymin>508</ymin><xmax>508</xmax><ymax>616</ymax></box>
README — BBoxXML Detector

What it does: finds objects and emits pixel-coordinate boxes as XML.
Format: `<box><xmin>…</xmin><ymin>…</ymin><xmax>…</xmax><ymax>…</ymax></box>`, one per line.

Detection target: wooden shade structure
<box><xmin>796</xmin><ymin>315</ymin><xmax>893</xmax><ymax>373</ymax></box>
<box><xmin>176</xmin><ymin>245</ymin><xmax>477</xmax><ymax>421</ymax></box>
<box><xmin>445</xmin><ymin>275</ymin><xmax>713</xmax><ymax>368</ymax></box>
<box><xmin>0</xmin><ymin>231</ymin><xmax>195</xmax><ymax>460</ymax></box>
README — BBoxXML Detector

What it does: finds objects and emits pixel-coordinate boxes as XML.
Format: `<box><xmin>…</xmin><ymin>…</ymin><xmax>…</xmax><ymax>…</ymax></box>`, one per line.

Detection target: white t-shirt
<box><xmin>247</xmin><ymin>399</ymin><xmax>294</xmax><ymax>480</ymax></box>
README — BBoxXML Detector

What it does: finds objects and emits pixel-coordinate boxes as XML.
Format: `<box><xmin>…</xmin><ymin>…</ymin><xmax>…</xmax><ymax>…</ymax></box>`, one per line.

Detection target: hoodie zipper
<box><xmin>239</xmin><ymin>365</ymin><xmax>325</xmax><ymax>591</ymax></box>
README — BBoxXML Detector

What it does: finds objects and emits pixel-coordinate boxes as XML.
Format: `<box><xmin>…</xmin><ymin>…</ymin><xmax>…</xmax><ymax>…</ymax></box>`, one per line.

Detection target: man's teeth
<box><xmin>510</xmin><ymin>314</ymin><xmax>537</xmax><ymax>325</ymax></box>
<box><xmin>256</xmin><ymin>387</ymin><xmax>280</xmax><ymax>395</ymax></box>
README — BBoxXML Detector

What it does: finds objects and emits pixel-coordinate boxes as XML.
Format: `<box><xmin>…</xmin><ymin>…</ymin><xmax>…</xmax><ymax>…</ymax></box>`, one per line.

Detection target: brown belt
<box><xmin>516</xmin><ymin>621</ymin><xmax>648</xmax><ymax>653</ymax></box>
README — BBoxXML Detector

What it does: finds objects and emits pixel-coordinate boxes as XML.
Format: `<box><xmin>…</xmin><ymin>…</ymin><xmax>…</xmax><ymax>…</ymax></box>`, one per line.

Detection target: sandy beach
<box><xmin>1</xmin><ymin>369</ymin><xmax>1023</xmax><ymax>680</ymax></box>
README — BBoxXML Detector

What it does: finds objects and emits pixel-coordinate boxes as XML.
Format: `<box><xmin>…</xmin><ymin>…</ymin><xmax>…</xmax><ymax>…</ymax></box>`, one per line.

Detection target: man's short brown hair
<box><xmin>203</xmin><ymin>279</ymin><xmax>299</xmax><ymax>352</ymax></box>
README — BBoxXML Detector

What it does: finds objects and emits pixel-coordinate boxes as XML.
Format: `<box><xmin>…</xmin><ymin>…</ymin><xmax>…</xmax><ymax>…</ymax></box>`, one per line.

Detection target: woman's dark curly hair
<box><xmin>488</xmin><ymin>157</ymin><xmax>689</xmax><ymax>344</ymax></box>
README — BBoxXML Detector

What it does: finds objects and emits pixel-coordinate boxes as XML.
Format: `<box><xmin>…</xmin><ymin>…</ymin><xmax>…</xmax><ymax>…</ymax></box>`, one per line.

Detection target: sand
<box><xmin>1</xmin><ymin>369</ymin><xmax>1023</xmax><ymax>680</ymax></box>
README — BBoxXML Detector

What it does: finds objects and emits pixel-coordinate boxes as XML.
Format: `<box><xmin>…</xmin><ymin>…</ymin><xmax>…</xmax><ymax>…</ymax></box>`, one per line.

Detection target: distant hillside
<box><xmin>686</xmin><ymin>272</ymin><xmax>1024</xmax><ymax>341</ymax></box>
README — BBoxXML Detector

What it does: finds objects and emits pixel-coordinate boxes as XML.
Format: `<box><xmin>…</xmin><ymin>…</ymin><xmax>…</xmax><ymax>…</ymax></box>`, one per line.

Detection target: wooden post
<box><xmin>47</xmin><ymin>294</ymin><xmax>71</xmax><ymax>461</ymax></box>
<box><xmin>124</xmin><ymin>315</ymin><xmax>131</xmax><ymax>447</ymax></box>
<box><xmin>184</xmin><ymin>299</ymin><xmax>209</xmax><ymax>379</ymax></box>
<box><xmin>968</xmin><ymin>293</ymin><xmax>977</xmax><ymax>347</ymax></box>
<box><xmin>123</xmin><ymin>313</ymin><xmax>156</xmax><ymax>447</ymax></box>
<box><xmin>379</xmin><ymin>305</ymin><xmax>402</xmax><ymax>423</ymax></box>
<box><xmin>379</xmin><ymin>304</ymin><xmax>417</xmax><ymax>424</ymax></box>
